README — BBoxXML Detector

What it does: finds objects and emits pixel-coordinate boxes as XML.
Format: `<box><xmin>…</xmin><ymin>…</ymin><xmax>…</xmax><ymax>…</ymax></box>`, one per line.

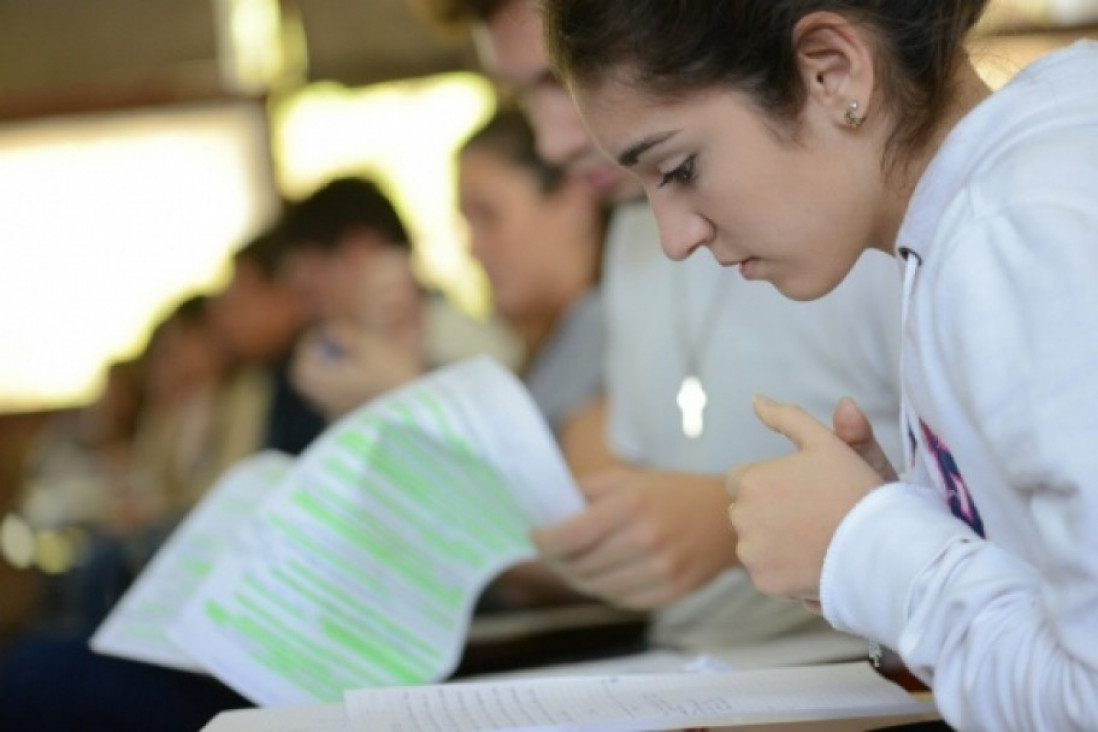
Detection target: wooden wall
<box><xmin>0</xmin><ymin>412</ymin><xmax>49</xmax><ymax>645</ymax></box>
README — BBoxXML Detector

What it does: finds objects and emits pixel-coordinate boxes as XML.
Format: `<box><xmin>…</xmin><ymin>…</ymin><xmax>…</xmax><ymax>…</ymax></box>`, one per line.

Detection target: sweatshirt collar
<box><xmin>894</xmin><ymin>40</ymin><xmax>1098</xmax><ymax>262</ymax></box>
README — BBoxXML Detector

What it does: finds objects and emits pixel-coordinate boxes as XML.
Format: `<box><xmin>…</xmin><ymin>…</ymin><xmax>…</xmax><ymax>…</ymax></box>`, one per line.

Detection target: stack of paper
<box><xmin>201</xmin><ymin>661</ymin><xmax>936</xmax><ymax>731</ymax></box>
<box><xmin>92</xmin><ymin>356</ymin><xmax>584</xmax><ymax>705</ymax></box>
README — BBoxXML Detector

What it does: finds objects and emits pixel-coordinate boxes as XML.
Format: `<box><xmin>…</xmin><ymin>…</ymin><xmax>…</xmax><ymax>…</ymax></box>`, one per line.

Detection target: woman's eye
<box><xmin>657</xmin><ymin>156</ymin><xmax>696</xmax><ymax>188</ymax></box>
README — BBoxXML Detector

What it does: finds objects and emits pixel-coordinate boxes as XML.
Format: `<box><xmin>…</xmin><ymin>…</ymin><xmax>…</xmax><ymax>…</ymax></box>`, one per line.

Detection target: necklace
<box><xmin>674</xmin><ymin>268</ymin><xmax>729</xmax><ymax>439</ymax></box>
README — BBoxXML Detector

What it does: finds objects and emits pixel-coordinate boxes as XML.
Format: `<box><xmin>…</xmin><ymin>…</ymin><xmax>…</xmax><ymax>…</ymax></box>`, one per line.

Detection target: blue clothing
<box><xmin>0</xmin><ymin>633</ymin><xmax>249</xmax><ymax>732</ymax></box>
<box><xmin>0</xmin><ymin>358</ymin><xmax>325</xmax><ymax>730</ymax></box>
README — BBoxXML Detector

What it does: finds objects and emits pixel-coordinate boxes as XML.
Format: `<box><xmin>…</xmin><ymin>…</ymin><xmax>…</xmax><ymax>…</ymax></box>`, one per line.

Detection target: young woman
<box><xmin>543</xmin><ymin>1</ymin><xmax>1098</xmax><ymax>729</ymax></box>
<box><xmin>458</xmin><ymin>108</ymin><xmax>606</xmax><ymax>435</ymax></box>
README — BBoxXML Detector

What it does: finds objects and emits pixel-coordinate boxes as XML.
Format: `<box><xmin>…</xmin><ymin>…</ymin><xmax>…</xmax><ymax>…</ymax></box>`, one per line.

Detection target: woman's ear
<box><xmin>792</xmin><ymin>11</ymin><xmax>876</xmax><ymax>129</ymax></box>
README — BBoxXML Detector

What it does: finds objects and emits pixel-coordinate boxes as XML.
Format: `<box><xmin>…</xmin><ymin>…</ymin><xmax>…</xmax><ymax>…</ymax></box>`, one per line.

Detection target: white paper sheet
<box><xmin>90</xmin><ymin>451</ymin><xmax>292</xmax><ymax>671</ymax></box>
<box><xmin>169</xmin><ymin>357</ymin><xmax>583</xmax><ymax>706</ymax></box>
<box><xmin>201</xmin><ymin>703</ymin><xmax>352</xmax><ymax>732</ymax></box>
<box><xmin>345</xmin><ymin>662</ymin><xmax>936</xmax><ymax>732</ymax></box>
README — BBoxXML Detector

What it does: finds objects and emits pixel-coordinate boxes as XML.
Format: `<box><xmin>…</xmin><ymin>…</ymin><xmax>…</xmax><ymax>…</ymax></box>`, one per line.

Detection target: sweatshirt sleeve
<box><xmin>821</xmin><ymin>194</ymin><xmax>1098</xmax><ymax>731</ymax></box>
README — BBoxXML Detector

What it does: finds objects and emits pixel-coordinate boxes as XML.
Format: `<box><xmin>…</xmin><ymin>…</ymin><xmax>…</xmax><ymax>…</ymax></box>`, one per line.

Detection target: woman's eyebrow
<box><xmin>618</xmin><ymin>130</ymin><xmax>679</xmax><ymax>167</ymax></box>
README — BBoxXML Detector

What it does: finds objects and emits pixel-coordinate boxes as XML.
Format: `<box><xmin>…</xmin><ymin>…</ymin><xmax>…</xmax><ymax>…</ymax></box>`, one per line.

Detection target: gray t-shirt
<box><xmin>602</xmin><ymin>201</ymin><xmax>904</xmax><ymax>651</ymax></box>
<box><xmin>524</xmin><ymin>289</ymin><xmax>604</xmax><ymax>434</ymax></box>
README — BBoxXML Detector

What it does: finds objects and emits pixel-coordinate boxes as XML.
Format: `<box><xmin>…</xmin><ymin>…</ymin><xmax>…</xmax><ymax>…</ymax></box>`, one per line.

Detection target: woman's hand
<box><xmin>726</xmin><ymin>396</ymin><xmax>886</xmax><ymax>605</ymax></box>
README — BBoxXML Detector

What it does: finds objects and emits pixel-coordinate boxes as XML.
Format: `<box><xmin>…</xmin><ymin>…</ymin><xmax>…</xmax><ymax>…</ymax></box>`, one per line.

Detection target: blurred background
<box><xmin>1</xmin><ymin>0</ymin><xmax>1096</xmax><ymax>640</ymax></box>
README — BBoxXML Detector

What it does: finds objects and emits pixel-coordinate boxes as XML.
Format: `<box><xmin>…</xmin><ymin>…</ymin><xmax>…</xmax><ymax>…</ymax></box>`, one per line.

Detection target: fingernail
<box><xmin>753</xmin><ymin>394</ymin><xmax>775</xmax><ymax>408</ymax></box>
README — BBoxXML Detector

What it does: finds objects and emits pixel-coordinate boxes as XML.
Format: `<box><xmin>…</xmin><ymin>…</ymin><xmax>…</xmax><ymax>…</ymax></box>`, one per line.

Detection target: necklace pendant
<box><xmin>676</xmin><ymin>375</ymin><xmax>708</xmax><ymax>439</ymax></box>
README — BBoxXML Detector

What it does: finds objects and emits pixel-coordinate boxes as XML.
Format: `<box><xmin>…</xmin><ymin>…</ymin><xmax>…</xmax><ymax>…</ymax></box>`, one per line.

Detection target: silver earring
<box><xmin>844</xmin><ymin>100</ymin><xmax>866</xmax><ymax>128</ymax></box>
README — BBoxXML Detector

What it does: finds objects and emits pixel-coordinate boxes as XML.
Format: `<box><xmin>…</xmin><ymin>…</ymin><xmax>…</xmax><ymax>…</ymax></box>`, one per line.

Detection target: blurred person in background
<box><xmin>14</xmin><ymin>296</ymin><xmax>230</xmax><ymax>634</ymax></box>
<box><xmin>283</xmin><ymin>175</ymin><xmax>520</xmax><ymax>419</ymax></box>
<box><xmin>209</xmin><ymin>229</ymin><xmax>328</xmax><ymax>460</ymax></box>
<box><xmin>78</xmin><ymin>234</ymin><xmax>328</xmax><ymax>630</ymax></box>
<box><xmin>0</xmin><ymin>229</ymin><xmax>329</xmax><ymax>732</ymax></box>
<box><xmin>17</xmin><ymin>356</ymin><xmax>145</xmax><ymax>540</ymax></box>
<box><xmin>116</xmin><ymin>295</ymin><xmax>231</xmax><ymax>532</ymax></box>
<box><xmin>458</xmin><ymin>108</ymin><xmax>605</xmax><ymax>438</ymax></box>
<box><xmin>285</xmin><ymin>123</ymin><xmax>607</xmax><ymax>443</ymax></box>
<box><xmin>453</xmin><ymin>108</ymin><xmax>611</xmax><ymax>615</ymax></box>
<box><xmin>11</xmin><ymin>356</ymin><xmax>147</xmax><ymax>632</ymax></box>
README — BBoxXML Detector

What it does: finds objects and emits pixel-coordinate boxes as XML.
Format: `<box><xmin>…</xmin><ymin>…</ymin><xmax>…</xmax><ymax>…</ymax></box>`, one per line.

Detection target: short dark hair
<box><xmin>461</xmin><ymin>108</ymin><xmax>564</xmax><ymax>194</ymax></box>
<box><xmin>169</xmin><ymin>294</ymin><xmax>211</xmax><ymax>326</ymax></box>
<box><xmin>280</xmin><ymin>176</ymin><xmax>411</xmax><ymax>253</ymax></box>
<box><xmin>544</xmin><ymin>0</ymin><xmax>990</xmax><ymax>167</ymax></box>
<box><xmin>233</xmin><ymin>228</ymin><xmax>289</xmax><ymax>280</ymax></box>
<box><xmin>146</xmin><ymin>294</ymin><xmax>211</xmax><ymax>353</ymax></box>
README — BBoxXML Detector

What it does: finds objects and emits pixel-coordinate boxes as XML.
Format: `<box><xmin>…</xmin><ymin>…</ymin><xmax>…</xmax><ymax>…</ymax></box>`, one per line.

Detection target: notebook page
<box><xmin>90</xmin><ymin>451</ymin><xmax>291</xmax><ymax>671</ymax></box>
<box><xmin>345</xmin><ymin>662</ymin><xmax>935</xmax><ymax>732</ymax></box>
<box><xmin>169</xmin><ymin>357</ymin><xmax>582</xmax><ymax>706</ymax></box>
<box><xmin>200</xmin><ymin>702</ymin><xmax>351</xmax><ymax>732</ymax></box>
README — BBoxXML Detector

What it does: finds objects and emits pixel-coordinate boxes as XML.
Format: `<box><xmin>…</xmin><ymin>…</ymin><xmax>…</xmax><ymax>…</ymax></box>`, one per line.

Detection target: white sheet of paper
<box><xmin>201</xmin><ymin>702</ymin><xmax>351</xmax><ymax>732</ymax></box>
<box><xmin>169</xmin><ymin>357</ymin><xmax>583</xmax><ymax>706</ymax></box>
<box><xmin>345</xmin><ymin>662</ymin><xmax>935</xmax><ymax>732</ymax></box>
<box><xmin>90</xmin><ymin>451</ymin><xmax>292</xmax><ymax>671</ymax></box>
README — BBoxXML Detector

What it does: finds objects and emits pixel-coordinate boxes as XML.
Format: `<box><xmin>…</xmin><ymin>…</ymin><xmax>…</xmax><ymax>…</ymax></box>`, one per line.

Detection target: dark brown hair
<box><xmin>279</xmin><ymin>176</ymin><xmax>411</xmax><ymax>253</ymax></box>
<box><xmin>461</xmin><ymin>108</ymin><xmax>565</xmax><ymax>194</ymax></box>
<box><xmin>543</xmin><ymin>0</ymin><xmax>989</xmax><ymax>163</ymax></box>
<box><xmin>233</xmin><ymin>227</ymin><xmax>289</xmax><ymax>280</ymax></box>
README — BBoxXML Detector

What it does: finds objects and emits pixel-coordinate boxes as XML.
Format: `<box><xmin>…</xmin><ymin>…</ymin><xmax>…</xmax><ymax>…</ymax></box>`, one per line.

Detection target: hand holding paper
<box><xmin>94</xmin><ymin>357</ymin><xmax>584</xmax><ymax>707</ymax></box>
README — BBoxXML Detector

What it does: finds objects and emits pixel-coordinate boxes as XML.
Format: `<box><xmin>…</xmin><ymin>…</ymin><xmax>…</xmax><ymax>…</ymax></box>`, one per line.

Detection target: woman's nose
<box><xmin>652</xmin><ymin>200</ymin><xmax>712</xmax><ymax>262</ymax></box>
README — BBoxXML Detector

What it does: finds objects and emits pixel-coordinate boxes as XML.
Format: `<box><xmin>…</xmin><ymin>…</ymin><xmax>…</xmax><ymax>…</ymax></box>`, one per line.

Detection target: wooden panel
<box><xmin>0</xmin><ymin>0</ymin><xmax>219</xmax><ymax>94</ymax></box>
<box><xmin>296</xmin><ymin>0</ymin><xmax>476</xmax><ymax>85</ymax></box>
<box><xmin>0</xmin><ymin>412</ymin><xmax>50</xmax><ymax>642</ymax></box>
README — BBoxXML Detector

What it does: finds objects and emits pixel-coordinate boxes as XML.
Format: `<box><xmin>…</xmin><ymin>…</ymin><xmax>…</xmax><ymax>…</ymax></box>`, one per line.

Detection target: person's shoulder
<box><xmin>423</xmin><ymin>293</ymin><xmax>523</xmax><ymax>370</ymax></box>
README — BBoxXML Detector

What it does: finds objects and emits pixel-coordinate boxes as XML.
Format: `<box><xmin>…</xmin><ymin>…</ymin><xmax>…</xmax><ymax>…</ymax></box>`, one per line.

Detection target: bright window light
<box><xmin>271</xmin><ymin>72</ymin><xmax>496</xmax><ymax>316</ymax></box>
<box><xmin>0</xmin><ymin>102</ymin><xmax>277</xmax><ymax>412</ymax></box>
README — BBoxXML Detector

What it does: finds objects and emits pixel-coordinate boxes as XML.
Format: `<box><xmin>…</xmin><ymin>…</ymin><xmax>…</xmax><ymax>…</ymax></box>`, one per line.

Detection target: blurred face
<box><xmin>146</xmin><ymin>319</ymin><xmax>222</xmax><ymax>405</ymax></box>
<box><xmin>281</xmin><ymin>241</ymin><xmax>372</xmax><ymax>325</ymax></box>
<box><xmin>477</xmin><ymin>0</ymin><xmax>639</xmax><ymax>203</ymax></box>
<box><xmin>281</xmin><ymin>236</ymin><xmax>421</xmax><ymax>336</ymax></box>
<box><xmin>459</xmin><ymin>147</ymin><xmax>600</xmax><ymax>321</ymax></box>
<box><xmin>281</xmin><ymin>248</ymin><xmax>332</xmax><ymax>323</ymax></box>
<box><xmin>212</xmin><ymin>260</ymin><xmax>305</xmax><ymax>363</ymax></box>
<box><xmin>574</xmin><ymin>79</ymin><xmax>887</xmax><ymax>300</ymax></box>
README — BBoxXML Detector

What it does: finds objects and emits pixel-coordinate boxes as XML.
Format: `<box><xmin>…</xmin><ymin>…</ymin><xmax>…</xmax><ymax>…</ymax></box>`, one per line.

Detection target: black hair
<box><xmin>279</xmin><ymin>176</ymin><xmax>411</xmax><ymax>253</ymax></box>
<box><xmin>233</xmin><ymin>228</ymin><xmax>289</xmax><ymax>280</ymax></box>
<box><xmin>543</xmin><ymin>0</ymin><xmax>990</xmax><ymax>164</ymax></box>
<box><xmin>169</xmin><ymin>295</ymin><xmax>211</xmax><ymax>326</ymax></box>
<box><xmin>461</xmin><ymin>108</ymin><xmax>565</xmax><ymax>194</ymax></box>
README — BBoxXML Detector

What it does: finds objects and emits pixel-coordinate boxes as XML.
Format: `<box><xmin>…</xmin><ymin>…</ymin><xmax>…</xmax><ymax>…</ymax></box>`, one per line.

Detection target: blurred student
<box><xmin>79</xmin><ymin>234</ymin><xmax>328</xmax><ymax>627</ymax></box>
<box><xmin>461</xmin><ymin>108</ymin><xmax>605</xmax><ymax>434</ymax></box>
<box><xmin>209</xmin><ymin>229</ymin><xmax>327</xmax><ymax>458</ymax></box>
<box><xmin>458</xmin><ymin>109</ymin><xmax>611</xmax><ymax>612</ymax></box>
<box><xmin>418</xmin><ymin>0</ymin><xmax>904</xmax><ymax>655</ymax></box>
<box><xmin>13</xmin><ymin>356</ymin><xmax>146</xmax><ymax>632</ymax></box>
<box><xmin>18</xmin><ymin>357</ymin><xmax>145</xmax><ymax>538</ymax></box>
<box><xmin>114</xmin><ymin>295</ymin><xmax>228</xmax><ymax>531</ymax></box>
<box><xmin>545</xmin><ymin>0</ymin><xmax>1098</xmax><ymax>727</ymax></box>
<box><xmin>0</xmin><ymin>231</ymin><xmax>327</xmax><ymax>732</ymax></box>
<box><xmin>283</xmin><ymin>175</ymin><xmax>520</xmax><ymax>419</ymax></box>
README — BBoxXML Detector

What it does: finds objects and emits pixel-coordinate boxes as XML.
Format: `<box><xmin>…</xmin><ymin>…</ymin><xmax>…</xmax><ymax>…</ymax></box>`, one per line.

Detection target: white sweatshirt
<box><xmin>821</xmin><ymin>41</ymin><xmax>1098</xmax><ymax>731</ymax></box>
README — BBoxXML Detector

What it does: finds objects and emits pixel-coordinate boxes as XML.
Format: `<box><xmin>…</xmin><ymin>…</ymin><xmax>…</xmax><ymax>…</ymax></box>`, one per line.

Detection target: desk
<box><xmin>455</xmin><ymin>602</ymin><xmax>649</xmax><ymax>677</ymax></box>
<box><xmin>202</xmin><ymin>690</ymin><xmax>939</xmax><ymax>732</ymax></box>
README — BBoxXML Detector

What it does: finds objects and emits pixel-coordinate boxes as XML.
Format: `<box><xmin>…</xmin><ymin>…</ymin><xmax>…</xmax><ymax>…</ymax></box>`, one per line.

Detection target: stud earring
<box><xmin>844</xmin><ymin>100</ymin><xmax>866</xmax><ymax>128</ymax></box>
